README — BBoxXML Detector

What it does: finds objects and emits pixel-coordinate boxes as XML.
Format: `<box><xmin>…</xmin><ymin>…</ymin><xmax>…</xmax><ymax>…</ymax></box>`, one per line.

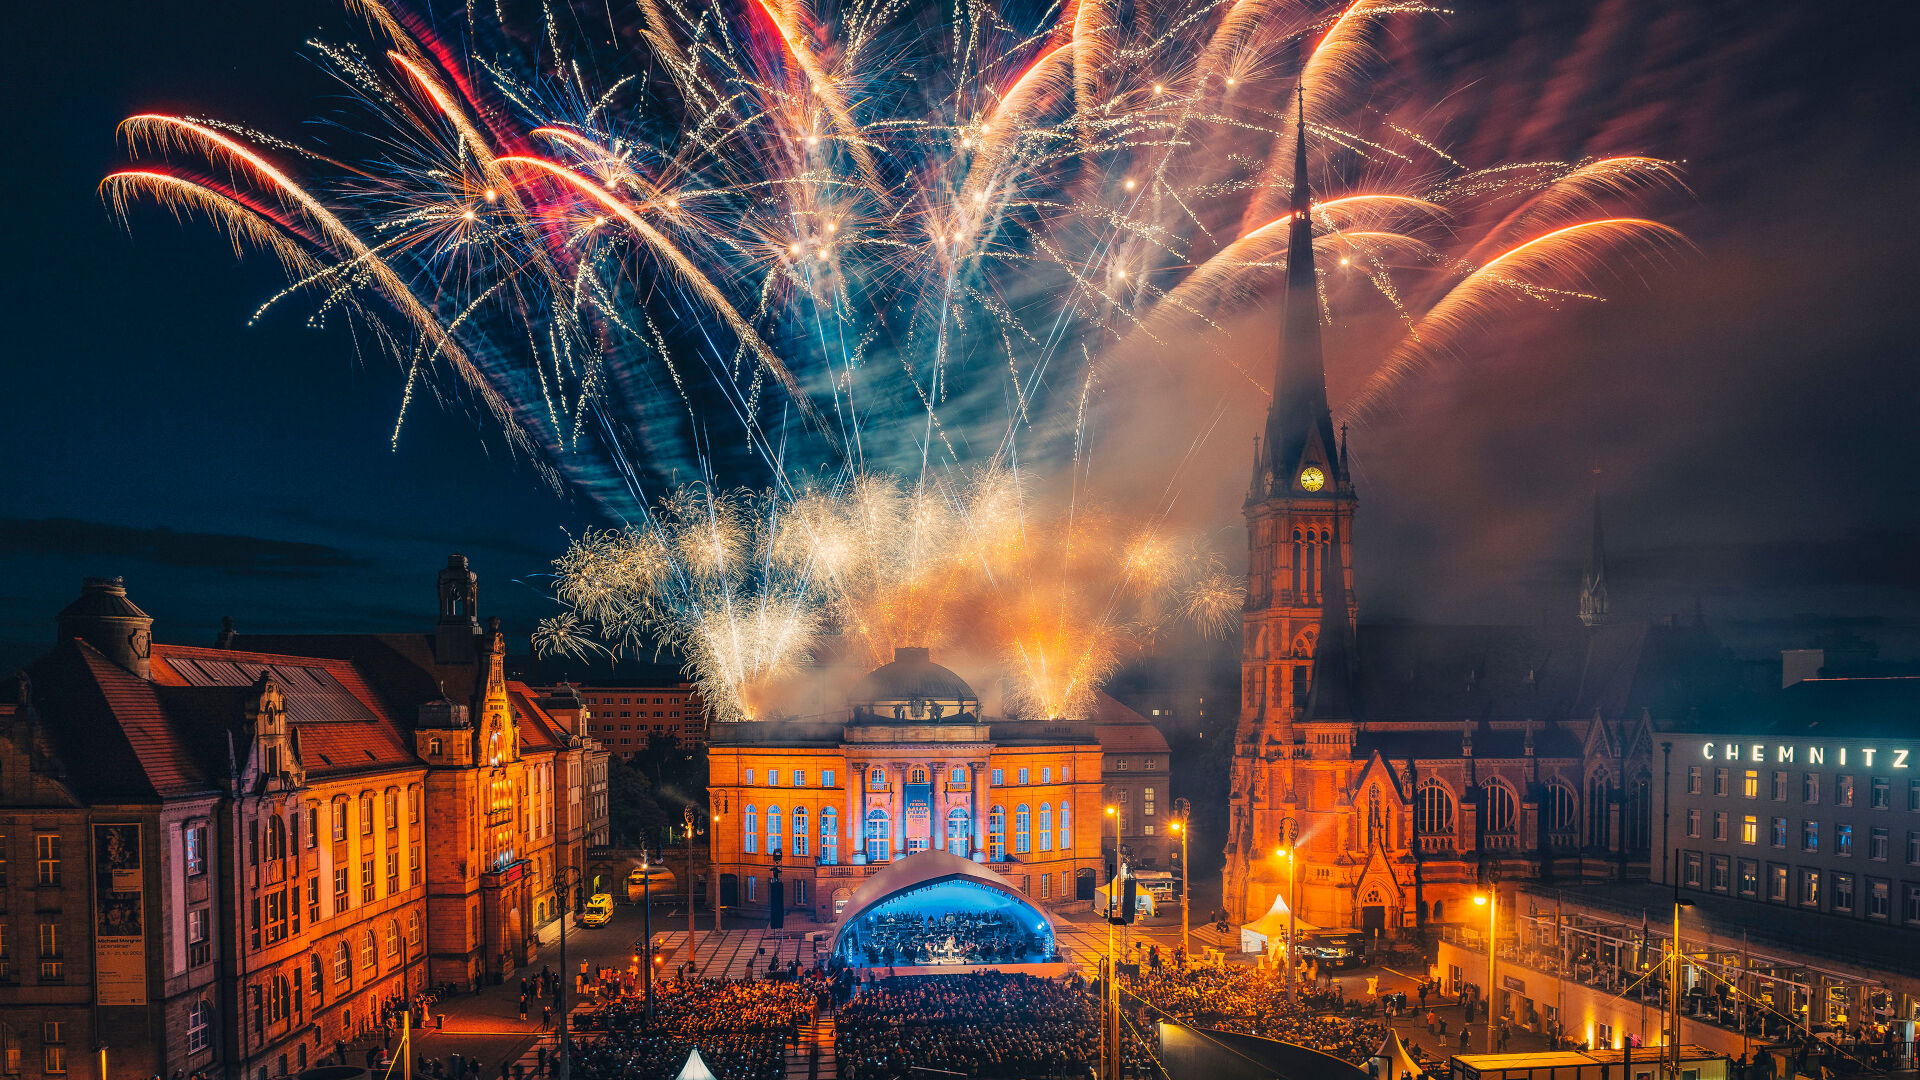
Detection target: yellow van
<box><xmin>581</xmin><ymin>893</ymin><xmax>614</xmax><ymax>927</ymax></box>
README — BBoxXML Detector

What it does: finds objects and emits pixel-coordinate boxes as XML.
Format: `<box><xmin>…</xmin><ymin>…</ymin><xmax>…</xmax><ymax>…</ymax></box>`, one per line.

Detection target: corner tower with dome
<box><xmin>708</xmin><ymin>648</ymin><xmax>1168</xmax><ymax>926</ymax></box>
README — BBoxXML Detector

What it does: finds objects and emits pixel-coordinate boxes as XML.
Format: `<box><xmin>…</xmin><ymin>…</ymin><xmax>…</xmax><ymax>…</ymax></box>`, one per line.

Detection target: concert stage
<box><xmin>830</xmin><ymin>850</ymin><xmax>1060</xmax><ymax>970</ymax></box>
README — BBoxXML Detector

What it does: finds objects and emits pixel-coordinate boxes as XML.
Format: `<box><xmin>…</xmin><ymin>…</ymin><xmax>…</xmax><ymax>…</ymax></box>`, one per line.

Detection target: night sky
<box><xmin>5</xmin><ymin>0</ymin><xmax>1918</xmax><ymax>674</ymax></box>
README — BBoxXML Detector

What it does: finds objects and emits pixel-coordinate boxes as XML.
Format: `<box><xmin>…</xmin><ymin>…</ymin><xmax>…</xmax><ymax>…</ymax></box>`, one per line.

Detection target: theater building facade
<box><xmin>709</xmin><ymin>649</ymin><xmax>1122</xmax><ymax>922</ymax></box>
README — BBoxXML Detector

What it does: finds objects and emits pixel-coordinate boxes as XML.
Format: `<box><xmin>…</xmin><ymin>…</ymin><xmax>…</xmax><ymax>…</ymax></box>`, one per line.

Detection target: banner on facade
<box><xmin>93</xmin><ymin>824</ymin><xmax>146</xmax><ymax>1006</ymax></box>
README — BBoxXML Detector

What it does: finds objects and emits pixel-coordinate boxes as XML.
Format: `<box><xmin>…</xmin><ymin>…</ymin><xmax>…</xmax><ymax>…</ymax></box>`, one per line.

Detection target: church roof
<box><xmin>1337</xmin><ymin>618</ymin><xmax>1744</xmax><ymax>725</ymax></box>
<box><xmin>849</xmin><ymin>647</ymin><xmax>979</xmax><ymax>707</ymax></box>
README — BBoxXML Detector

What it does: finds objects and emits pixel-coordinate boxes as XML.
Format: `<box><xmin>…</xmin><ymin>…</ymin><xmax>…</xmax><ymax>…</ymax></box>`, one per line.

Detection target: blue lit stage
<box><xmin>830</xmin><ymin>850</ymin><xmax>1060</xmax><ymax>971</ymax></box>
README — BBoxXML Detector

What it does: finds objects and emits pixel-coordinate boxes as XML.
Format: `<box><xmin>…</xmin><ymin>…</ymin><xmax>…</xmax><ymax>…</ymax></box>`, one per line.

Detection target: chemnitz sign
<box><xmin>1700</xmin><ymin>742</ymin><xmax>1912</xmax><ymax>768</ymax></box>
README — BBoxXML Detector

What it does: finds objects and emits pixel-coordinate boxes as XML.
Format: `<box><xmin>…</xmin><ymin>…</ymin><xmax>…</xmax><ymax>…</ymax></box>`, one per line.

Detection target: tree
<box><xmin>607</xmin><ymin>756</ymin><xmax>671</xmax><ymax>847</ymax></box>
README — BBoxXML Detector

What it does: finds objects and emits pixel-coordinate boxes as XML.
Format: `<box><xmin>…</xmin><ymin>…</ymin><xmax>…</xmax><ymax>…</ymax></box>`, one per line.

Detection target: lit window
<box><xmin>1015</xmin><ymin>805</ymin><xmax>1031</xmax><ymax>853</ymax></box>
<box><xmin>1743</xmin><ymin>771</ymin><xmax>1758</xmax><ymax>799</ymax></box>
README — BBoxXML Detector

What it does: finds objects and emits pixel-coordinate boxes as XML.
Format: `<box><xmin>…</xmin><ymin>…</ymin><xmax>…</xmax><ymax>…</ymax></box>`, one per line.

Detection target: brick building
<box><xmin>0</xmin><ymin>558</ymin><xmax>609</xmax><ymax>1080</ymax></box>
<box><xmin>531</xmin><ymin>682</ymin><xmax>705</xmax><ymax>755</ymax></box>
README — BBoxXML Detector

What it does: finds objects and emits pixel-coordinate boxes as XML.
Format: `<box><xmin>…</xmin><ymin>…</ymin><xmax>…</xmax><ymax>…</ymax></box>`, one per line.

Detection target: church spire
<box><xmin>1303</xmin><ymin>506</ymin><xmax>1355</xmax><ymax>721</ymax></box>
<box><xmin>1580</xmin><ymin>468</ymin><xmax>1609</xmax><ymax>628</ymax></box>
<box><xmin>1255</xmin><ymin>79</ymin><xmax>1340</xmax><ymax>503</ymax></box>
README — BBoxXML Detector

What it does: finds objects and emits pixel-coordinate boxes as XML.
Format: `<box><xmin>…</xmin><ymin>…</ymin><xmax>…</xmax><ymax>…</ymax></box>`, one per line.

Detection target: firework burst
<box><xmin>108</xmin><ymin>0</ymin><xmax>1689</xmax><ymax>715</ymax></box>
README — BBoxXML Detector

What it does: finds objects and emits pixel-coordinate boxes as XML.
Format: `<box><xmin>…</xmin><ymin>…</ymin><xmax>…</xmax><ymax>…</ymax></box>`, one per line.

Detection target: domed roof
<box><xmin>850</xmin><ymin>647</ymin><xmax>978</xmax><ymax>707</ymax></box>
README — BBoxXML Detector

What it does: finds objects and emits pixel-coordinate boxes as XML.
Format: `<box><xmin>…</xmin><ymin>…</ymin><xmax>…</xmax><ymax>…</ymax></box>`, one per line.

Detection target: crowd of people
<box><xmin>836</xmin><ymin>973</ymin><xmax>1097</xmax><ymax>1080</ymax></box>
<box><xmin>1121</xmin><ymin>965</ymin><xmax>1391</xmax><ymax>1067</ymax></box>
<box><xmin>573</xmin><ymin>975</ymin><xmax>828</xmax><ymax>1080</ymax></box>
<box><xmin>840</xmin><ymin>910</ymin><xmax>1051</xmax><ymax>967</ymax></box>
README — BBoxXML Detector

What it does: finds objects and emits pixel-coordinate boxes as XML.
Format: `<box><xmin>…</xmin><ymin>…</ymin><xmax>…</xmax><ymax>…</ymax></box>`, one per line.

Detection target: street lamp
<box><xmin>1275</xmin><ymin>845</ymin><xmax>1296</xmax><ymax>1000</ymax></box>
<box><xmin>553</xmin><ymin>865</ymin><xmax>583</xmax><ymax>1080</ymax></box>
<box><xmin>1474</xmin><ymin>890</ymin><xmax>1496</xmax><ymax>1053</ymax></box>
<box><xmin>1170</xmin><ymin>810</ymin><xmax>1190</xmax><ymax>964</ymax></box>
<box><xmin>1668</xmin><ymin>898</ymin><xmax>1695</xmax><ymax>1077</ymax></box>
<box><xmin>639</xmin><ymin>844</ymin><xmax>656</xmax><ymax>1021</ymax></box>
<box><xmin>682</xmin><ymin>806</ymin><xmax>704</xmax><ymax>976</ymax></box>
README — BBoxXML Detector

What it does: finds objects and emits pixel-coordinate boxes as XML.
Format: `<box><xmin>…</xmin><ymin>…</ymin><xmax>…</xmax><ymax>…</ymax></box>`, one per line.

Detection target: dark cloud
<box><xmin>0</xmin><ymin>518</ymin><xmax>364</xmax><ymax>578</ymax></box>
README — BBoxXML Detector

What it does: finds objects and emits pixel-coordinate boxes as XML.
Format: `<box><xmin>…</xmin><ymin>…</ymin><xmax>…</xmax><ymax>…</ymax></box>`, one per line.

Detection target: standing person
<box><xmin>1460</xmin><ymin>1027</ymin><xmax>1471</xmax><ymax>1052</ymax></box>
<box><xmin>519</xmin><ymin>991</ymin><xmax>529</xmax><ymax>1021</ymax></box>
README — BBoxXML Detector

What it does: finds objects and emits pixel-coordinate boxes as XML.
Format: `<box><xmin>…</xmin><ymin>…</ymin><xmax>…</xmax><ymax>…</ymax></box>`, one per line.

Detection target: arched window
<box><xmin>187</xmin><ymin>999</ymin><xmax>213</xmax><ymax>1054</ymax></box>
<box><xmin>910</xmin><ymin>768</ymin><xmax>927</xmax><ymax>785</ymax></box>
<box><xmin>869</xmin><ymin>767</ymin><xmax>887</xmax><ymax>790</ymax></box>
<box><xmin>1481</xmin><ymin>780</ymin><xmax>1517</xmax><ymax>834</ymax></box>
<box><xmin>360</xmin><ymin>929</ymin><xmax>377</xmax><ymax>969</ymax></box>
<box><xmin>385</xmin><ymin>919</ymin><xmax>400</xmax><ymax>957</ymax></box>
<box><xmin>1038</xmin><ymin>804</ymin><xmax>1053</xmax><ymax>851</ymax></box>
<box><xmin>1292</xmin><ymin>530</ymin><xmax>1306</xmax><ymax>596</ymax></box>
<box><xmin>989</xmin><ymin>806</ymin><xmax>1007</xmax><ymax>861</ymax></box>
<box><xmin>1416</xmin><ymin>780</ymin><xmax>1455</xmax><ymax>835</ymax></box>
<box><xmin>308</xmin><ymin>954</ymin><xmax>323</xmax><ymax>997</ymax></box>
<box><xmin>333</xmin><ymin>941</ymin><xmax>351</xmax><ymax>982</ymax></box>
<box><xmin>864</xmin><ymin>808</ymin><xmax>891</xmax><ymax>861</ymax></box>
<box><xmin>1545</xmin><ymin>782</ymin><xmax>1579</xmax><ymax>834</ymax></box>
<box><xmin>268</xmin><ymin>976</ymin><xmax>289</xmax><ymax>1022</ymax></box>
<box><xmin>266</xmin><ymin>815</ymin><xmax>286</xmax><ymax>861</ymax></box>
<box><xmin>951</xmin><ymin>767</ymin><xmax>966</xmax><ymax>785</ymax></box>
<box><xmin>1626</xmin><ymin>771</ymin><xmax>1652</xmax><ymax>852</ymax></box>
<box><xmin>1587</xmin><ymin>772</ymin><xmax>1612</xmax><ymax>849</ymax></box>
<box><xmin>1060</xmin><ymin>803</ymin><xmax>1072</xmax><ymax>849</ymax></box>
<box><xmin>407</xmin><ymin>911</ymin><xmax>420</xmax><ymax>946</ymax></box>
<box><xmin>766</xmin><ymin>805</ymin><xmax>783</xmax><ymax>854</ymax></box>
<box><xmin>743</xmin><ymin>806</ymin><xmax>759</xmax><ymax>853</ymax></box>
<box><xmin>946</xmin><ymin>807</ymin><xmax>971</xmax><ymax>856</ymax></box>
<box><xmin>792</xmin><ymin>807</ymin><xmax>809</xmax><ymax>857</ymax></box>
<box><xmin>1015</xmin><ymin>804</ymin><xmax>1032</xmax><ymax>854</ymax></box>
<box><xmin>822</xmin><ymin>808</ymin><xmax>839</xmax><ymax>865</ymax></box>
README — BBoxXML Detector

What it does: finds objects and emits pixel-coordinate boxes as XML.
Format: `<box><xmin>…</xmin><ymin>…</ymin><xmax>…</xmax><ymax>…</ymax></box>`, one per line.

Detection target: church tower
<box><xmin>1225</xmin><ymin>84</ymin><xmax>1359</xmax><ymax>920</ymax></box>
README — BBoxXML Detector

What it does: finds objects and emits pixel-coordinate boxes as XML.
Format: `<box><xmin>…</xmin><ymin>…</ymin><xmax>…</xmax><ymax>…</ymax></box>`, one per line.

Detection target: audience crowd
<box><xmin>836</xmin><ymin>973</ymin><xmax>1097</xmax><ymax>1080</ymax></box>
<box><xmin>1123</xmin><ymin>966</ymin><xmax>1390</xmax><ymax>1067</ymax></box>
<box><xmin>573</xmin><ymin>975</ymin><xmax>827</xmax><ymax>1080</ymax></box>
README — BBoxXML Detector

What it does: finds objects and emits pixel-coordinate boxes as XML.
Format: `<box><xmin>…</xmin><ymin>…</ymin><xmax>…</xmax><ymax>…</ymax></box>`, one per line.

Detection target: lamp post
<box><xmin>682</xmin><ymin>806</ymin><xmax>701</xmax><ymax>976</ymax></box>
<box><xmin>1474</xmin><ymin>890</ymin><xmax>1496</xmax><ymax>1053</ymax></box>
<box><xmin>712</xmin><ymin>811</ymin><xmax>724</xmax><ymax>938</ymax></box>
<box><xmin>1276</xmin><ymin>845</ymin><xmax>1296</xmax><ymax>1000</ymax></box>
<box><xmin>1669</xmin><ymin>898</ymin><xmax>1694</xmax><ymax>1078</ymax></box>
<box><xmin>1170</xmin><ymin>806</ymin><xmax>1190</xmax><ymax>964</ymax></box>
<box><xmin>640</xmin><ymin>844</ymin><xmax>656</xmax><ymax>1021</ymax></box>
<box><xmin>554</xmin><ymin>865</ymin><xmax>582</xmax><ymax>1080</ymax></box>
<box><xmin>1102</xmin><ymin>804</ymin><xmax>1119</xmax><ymax>1080</ymax></box>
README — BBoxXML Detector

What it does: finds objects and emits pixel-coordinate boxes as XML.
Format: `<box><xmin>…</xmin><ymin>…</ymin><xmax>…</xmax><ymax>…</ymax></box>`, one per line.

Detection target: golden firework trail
<box><xmin>108</xmin><ymin>0</ymin><xmax>1689</xmax><ymax>718</ymax></box>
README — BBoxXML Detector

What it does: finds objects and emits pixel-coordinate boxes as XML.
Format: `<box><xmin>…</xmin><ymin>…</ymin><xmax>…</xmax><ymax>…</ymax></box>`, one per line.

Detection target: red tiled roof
<box><xmin>73</xmin><ymin>639</ymin><xmax>215</xmax><ymax>798</ymax></box>
<box><xmin>508</xmin><ymin>682</ymin><xmax>569</xmax><ymax>753</ymax></box>
<box><xmin>152</xmin><ymin>643</ymin><xmax>418</xmax><ymax>777</ymax></box>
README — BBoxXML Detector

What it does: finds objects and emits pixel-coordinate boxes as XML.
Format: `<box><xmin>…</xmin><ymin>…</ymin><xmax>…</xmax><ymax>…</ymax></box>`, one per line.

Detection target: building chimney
<box><xmin>1781</xmin><ymin>649</ymin><xmax>1825</xmax><ymax>689</ymax></box>
<box><xmin>57</xmin><ymin>577</ymin><xmax>154</xmax><ymax>679</ymax></box>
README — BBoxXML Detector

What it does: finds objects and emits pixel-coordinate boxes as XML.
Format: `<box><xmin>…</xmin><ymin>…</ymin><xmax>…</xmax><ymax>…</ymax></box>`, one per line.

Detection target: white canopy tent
<box><xmin>1368</xmin><ymin>1028</ymin><xmax>1427</xmax><ymax>1080</ymax></box>
<box><xmin>1239</xmin><ymin>892</ymin><xmax>1318</xmax><ymax>953</ymax></box>
<box><xmin>674</xmin><ymin>1049</ymin><xmax>719</xmax><ymax>1080</ymax></box>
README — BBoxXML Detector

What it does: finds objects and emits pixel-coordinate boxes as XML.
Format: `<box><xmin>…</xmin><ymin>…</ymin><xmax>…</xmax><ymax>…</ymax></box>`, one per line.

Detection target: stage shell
<box><xmin>828</xmin><ymin>848</ymin><xmax>1058</xmax><ymax>961</ymax></box>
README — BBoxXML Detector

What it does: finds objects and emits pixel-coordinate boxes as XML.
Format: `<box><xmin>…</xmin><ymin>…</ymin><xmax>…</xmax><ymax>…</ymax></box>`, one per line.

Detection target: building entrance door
<box><xmin>1361</xmin><ymin>905</ymin><xmax>1386</xmax><ymax>937</ymax></box>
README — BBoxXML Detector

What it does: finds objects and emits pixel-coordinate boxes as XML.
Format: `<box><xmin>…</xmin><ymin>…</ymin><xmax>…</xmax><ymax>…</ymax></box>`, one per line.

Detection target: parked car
<box><xmin>581</xmin><ymin>893</ymin><xmax>615</xmax><ymax>927</ymax></box>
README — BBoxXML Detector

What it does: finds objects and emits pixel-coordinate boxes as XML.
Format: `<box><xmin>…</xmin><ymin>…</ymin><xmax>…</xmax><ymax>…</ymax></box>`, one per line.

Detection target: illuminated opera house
<box><xmin>709</xmin><ymin>647</ymin><xmax>1156</xmax><ymax>933</ymax></box>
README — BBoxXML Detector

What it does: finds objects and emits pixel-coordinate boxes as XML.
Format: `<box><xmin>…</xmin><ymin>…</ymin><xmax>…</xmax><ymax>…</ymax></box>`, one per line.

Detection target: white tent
<box><xmin>1368</xmin><ymin>1028</ymin><xmax>1426</xmax><ymax>1080</ymax></box>
<box><xmin>674</xmin><ymin>1049</ymin><xmax>719</xmax><ymax>1080</ymax></box>
<box><xmin>1238</xmin><ymin>892</ymin><xmax>1318</xmax><ymax>953</ymax></box>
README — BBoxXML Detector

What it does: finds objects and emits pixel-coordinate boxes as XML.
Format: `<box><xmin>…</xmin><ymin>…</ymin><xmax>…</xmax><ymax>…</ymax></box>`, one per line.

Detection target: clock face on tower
<box><xmin>1298</xmin><ymin>466</ymin><xmax>1326</xmax><ymax>492</ymax></box>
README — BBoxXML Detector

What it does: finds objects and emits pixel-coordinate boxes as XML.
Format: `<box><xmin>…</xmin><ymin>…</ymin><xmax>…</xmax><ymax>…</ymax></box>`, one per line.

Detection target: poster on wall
<box><xmin>93</xmin><ymin>824</ymin><xmax>147</xmax><ymax>1006</ymax></box>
